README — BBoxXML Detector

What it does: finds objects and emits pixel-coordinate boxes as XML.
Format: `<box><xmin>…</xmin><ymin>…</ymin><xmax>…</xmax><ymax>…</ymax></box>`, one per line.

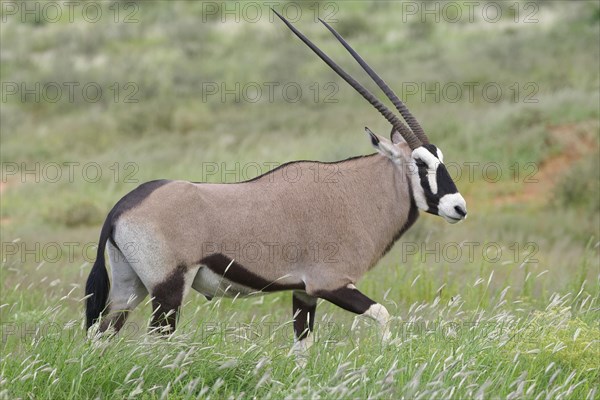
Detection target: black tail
<box><xmin>85</xmin><ymin>216</ymin><xmax>112</xmax><ymax>329</ymax></box>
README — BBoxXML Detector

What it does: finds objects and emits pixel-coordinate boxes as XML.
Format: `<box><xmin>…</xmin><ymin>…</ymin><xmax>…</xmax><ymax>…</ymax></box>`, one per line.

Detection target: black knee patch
<box><xmin>151</xmin><ymin>264</ymin><xmax>186</xmax><ymax>332</ymax></box>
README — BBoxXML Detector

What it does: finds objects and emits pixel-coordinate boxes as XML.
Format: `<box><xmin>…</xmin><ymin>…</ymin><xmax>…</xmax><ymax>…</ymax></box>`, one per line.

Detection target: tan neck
<box><xmin>334</xmin><ymin>153</ymin><xmax>418</xmax><ymax>267</ymax></box>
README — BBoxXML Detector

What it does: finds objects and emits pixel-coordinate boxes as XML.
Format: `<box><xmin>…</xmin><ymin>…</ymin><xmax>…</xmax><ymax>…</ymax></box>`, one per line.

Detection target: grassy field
<box><xmin>1</xmin><ymin>1</ymin><xmax>599</xmax><ymax>398</ymax></box>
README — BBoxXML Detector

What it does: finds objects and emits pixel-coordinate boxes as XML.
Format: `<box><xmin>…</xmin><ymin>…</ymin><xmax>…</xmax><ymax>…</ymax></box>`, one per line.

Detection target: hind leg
<box><xmin>113</xmin><ymin>225</ymin><xmax>199</xmax><ymax>335</ymax></box>
<box><xmin>144</xmin><ymin>264</ymin><xmax>199</xmax><ymax>335</ymax></box>
<box><xmin>99</xmin><ymin>242</ymin><xmax>148</xmax><ymax>334</ymax></box>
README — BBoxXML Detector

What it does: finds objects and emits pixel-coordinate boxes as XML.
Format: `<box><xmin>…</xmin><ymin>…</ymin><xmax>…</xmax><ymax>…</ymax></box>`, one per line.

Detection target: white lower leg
<box><xmin>363</xmin><ymin>303</ymin><xmax>391</xmax><ymax>342</ymax></box>
<box><xmin>290</xmin><ymin>333</ymin><xmax>313</xmax><ymax>367</ymax></box>
<box><xmin>293</xmin><ymin>334</ymin><xmax>313</xmax><ymax>352</ymax></box>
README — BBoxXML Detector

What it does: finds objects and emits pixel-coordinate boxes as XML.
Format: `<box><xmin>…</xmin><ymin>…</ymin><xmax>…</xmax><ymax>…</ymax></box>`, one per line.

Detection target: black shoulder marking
<box><xmin>199</xmin><ymin>253</ymin><xmax>305</xmax><ymax>292</ymax></box>
<box><xmin>196</xmin><ymin>153</ymin><xmax>379</xmax><ymax>184</ymax></box>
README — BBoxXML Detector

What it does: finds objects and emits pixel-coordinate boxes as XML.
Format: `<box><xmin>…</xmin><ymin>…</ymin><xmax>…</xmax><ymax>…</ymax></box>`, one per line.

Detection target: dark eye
<box><xmin>415</xmin><ymin>159</ymin><xmax>427</xmax><ymax>168</ymax></box>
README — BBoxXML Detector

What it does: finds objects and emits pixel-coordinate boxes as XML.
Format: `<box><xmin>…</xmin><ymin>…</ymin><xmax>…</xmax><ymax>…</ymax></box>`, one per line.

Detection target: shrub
<box><xmin>552</xmin><ymin>154</ymin><xmax>600</xmax><ymax>214</ymax></box>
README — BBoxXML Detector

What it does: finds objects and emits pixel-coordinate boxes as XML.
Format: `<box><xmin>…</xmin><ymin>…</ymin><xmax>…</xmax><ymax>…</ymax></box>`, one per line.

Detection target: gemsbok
<box><xmin>85</xmin><ymin>12</ymin><xmax>467</xmax><ymax>357</ymax></box>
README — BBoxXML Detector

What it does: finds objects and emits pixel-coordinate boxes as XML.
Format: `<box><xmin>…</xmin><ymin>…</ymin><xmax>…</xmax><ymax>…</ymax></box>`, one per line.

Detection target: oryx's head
<box><xmin>409</xmin><ymin>143</ymin><xmax>466</xmax><ymax>223</ymax></box>
<box><xmin>366</xmin><ymin>128</ymin><xmax>466</xmax><ymax>223</ymax></box>
<box><xmin>274</xmin><ymin>10</ymin><xmax>467</xmax><ymax>224</ymax></box>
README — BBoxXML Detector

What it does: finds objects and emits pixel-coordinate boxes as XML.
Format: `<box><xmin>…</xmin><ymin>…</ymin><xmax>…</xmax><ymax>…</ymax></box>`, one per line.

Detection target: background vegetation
<box><xmin>1</xmin><ymin>1</ymin><xmax>598</xmax><ymax>398</ymax></box>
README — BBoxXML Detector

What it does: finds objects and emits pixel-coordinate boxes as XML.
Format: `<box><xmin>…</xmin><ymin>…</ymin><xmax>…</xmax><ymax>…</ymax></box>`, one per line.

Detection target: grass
<box><xmin>1</xmin><ymin>1</ymin><xmax>599</xmax><ymax>398</ymax></box>
<box><xmin>1</xmin><ymin>257</ymin><xmax>598</xmax><ymax>399</ymax></box>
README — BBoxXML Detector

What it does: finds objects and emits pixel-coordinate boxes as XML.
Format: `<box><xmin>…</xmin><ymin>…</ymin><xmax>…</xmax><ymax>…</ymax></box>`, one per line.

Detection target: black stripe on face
<box><xmin>417</xmin><ymin>162</ymin><xmax>439</xmax><ymax>215</ymax></box>
<box><xmin>415</xmin><ymin>145</ymin><xmax>458</xmax><ymax>215</ymax></box>
<box><xmin>199</xmin><ymin>253</ymin><xmax>305</xmax><ymax>292</ymax></box>
<box><xmin>422</xmin><ymin>145</ymin><xmax>457</xmax><ymax>195</ymax></box>
<box><xmin>435</xmin><ymin>164</ymin><xmax>458</xmax><ymax>196</ymax></box>
<box><xmin>415</xmin><ymin>144</ymin><xmax>440</xmax><ymax>195</ymax></box>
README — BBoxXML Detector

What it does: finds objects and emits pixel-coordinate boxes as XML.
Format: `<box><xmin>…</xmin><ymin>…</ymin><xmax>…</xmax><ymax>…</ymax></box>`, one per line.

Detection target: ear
<box><xmin>390</xmin><ymin>128</ymin><xmax>406</xmax><ymax>145</ymax></box>
<box><xmin>365</xmin><ymin>127</ymin><xmax>400</xmax><ymax>159</ymax></box>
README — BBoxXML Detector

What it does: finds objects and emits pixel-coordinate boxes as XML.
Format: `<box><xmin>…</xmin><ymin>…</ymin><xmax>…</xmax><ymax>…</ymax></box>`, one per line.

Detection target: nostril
<box><xmin>454</xmin><ymin>205</ymin><xmax>466</xmax><ymax>217</ymax></box>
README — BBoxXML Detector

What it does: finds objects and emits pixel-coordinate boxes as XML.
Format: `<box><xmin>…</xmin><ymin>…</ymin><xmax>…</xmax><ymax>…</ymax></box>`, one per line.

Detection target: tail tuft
<box><xmin>85</xmin><ymin>219</ymin><xmax>112</xmax><ymax>329</ymax></box>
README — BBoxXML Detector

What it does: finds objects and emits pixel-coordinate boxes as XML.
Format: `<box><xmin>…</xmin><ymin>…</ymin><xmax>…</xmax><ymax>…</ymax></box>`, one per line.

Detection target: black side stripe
<box><xmin>199</xmin><ymin>254</ymin><xmax>305</xmax><ymax>292</ymax></box>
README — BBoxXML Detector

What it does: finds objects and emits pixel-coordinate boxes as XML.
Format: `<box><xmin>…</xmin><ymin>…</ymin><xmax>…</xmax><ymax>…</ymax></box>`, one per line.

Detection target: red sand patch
<box><xmin>492</xmin><ymin>120</ymin><xmax>599</xmax><ymax>206</ymax></box>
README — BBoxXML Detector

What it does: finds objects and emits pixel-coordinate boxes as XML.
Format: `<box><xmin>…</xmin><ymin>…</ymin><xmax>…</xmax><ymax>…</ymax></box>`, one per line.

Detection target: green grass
<box><xmin>1</xmin><ymin>1</ymin><xmax>599</xmax><ymax>398</ymax></box>
<box><xmin>1</xmin><ymin>256</ymin><xmax>598</xmax><ymax>399</ymax></box>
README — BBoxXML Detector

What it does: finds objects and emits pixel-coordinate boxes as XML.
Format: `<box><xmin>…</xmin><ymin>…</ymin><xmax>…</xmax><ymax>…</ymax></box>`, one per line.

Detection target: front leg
<box><xmin>290</xmin><ymin>291</ymin><xmax>317</xmax><ymax>364</ymax></box>
<box><xmin>316</xmin><ymin>284</ymin><xmax>391</xmax><ymax>342</ymax></box>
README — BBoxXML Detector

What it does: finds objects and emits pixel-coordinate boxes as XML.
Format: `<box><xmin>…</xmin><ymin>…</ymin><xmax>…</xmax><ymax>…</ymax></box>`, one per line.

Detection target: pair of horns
<box><xmin>273</xmin><ymin>9</ymin><xmax>429</xmax><ymax>150</ymax></box>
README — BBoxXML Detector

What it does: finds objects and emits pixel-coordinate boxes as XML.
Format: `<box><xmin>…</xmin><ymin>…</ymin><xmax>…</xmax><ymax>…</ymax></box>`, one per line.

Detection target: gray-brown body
<box><xmin>114</xmin><ymin>152</ymin><xmax>416</xmax><ymax>301</ymax></box>
<box><xmin>86</xmin><ymin>143</ymin><xmax>424</xmax><ymax>346</ymax></box>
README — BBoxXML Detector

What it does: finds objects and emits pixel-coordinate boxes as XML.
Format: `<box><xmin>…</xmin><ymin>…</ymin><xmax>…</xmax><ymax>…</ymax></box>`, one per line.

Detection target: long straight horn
<box><xmin>272</xmin><ymin>9</ymin><xmax>422</xmax><ymax>150</ymax></box>
<box><xmin>318</xmin><ymin>18</ymin><xmax>430</xmax><ymax>145</ymax></box>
